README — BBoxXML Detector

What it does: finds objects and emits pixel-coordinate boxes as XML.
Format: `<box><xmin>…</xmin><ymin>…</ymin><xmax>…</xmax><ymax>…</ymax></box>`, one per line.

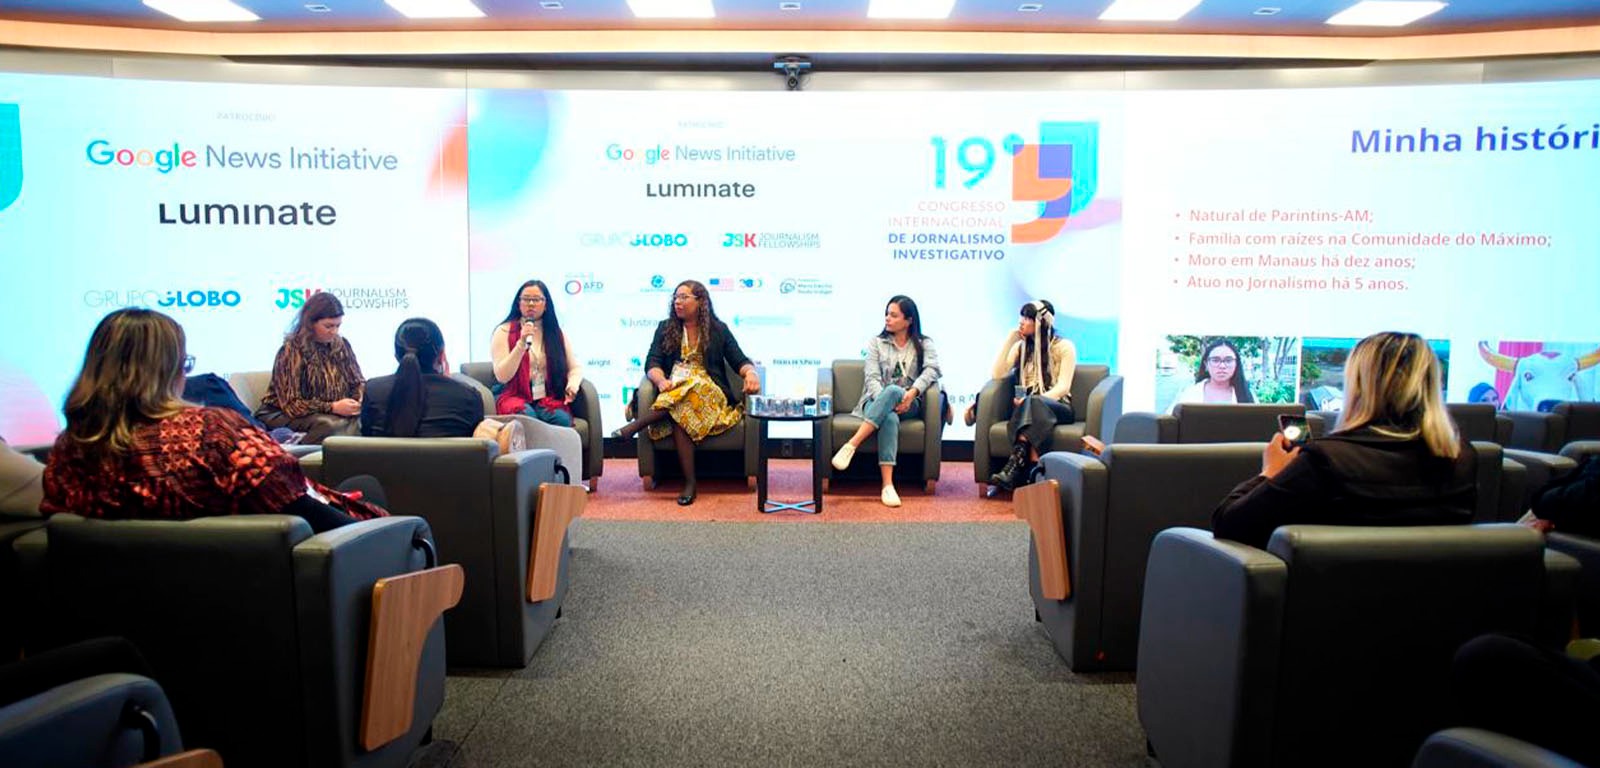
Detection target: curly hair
<box><xmin>658</xmin><ymin>280</ymin><xmax>716</xmax><ymax>355</ymax></box>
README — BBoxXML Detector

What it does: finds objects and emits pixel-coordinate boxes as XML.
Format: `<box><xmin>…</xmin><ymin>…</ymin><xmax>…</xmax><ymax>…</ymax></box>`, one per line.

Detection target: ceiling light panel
<box><xmin>143</xmin><ymin>0</ymin><xmax>260</xmax><ymax>22</ymax></box>
<box><xmin>1098</xmin><ymin>0</ymin><xmax>1202</xmax><ymax>22</ymax></box>
<box><xmin>867</xmin><ymin>0</ymin><xmax>957</xmax><ymax>20</ymax></box>
<box><xmin>1326</xmin><ymin>1</ymin><xmax>1447</xmax><ymax>26</ymax></box>
<box><xmin>385</xmin><ymin>0</ymin><xmax>484</xmax><ymax>17</ymax></box>
<box><xmin>626</xmin><ymin>0</ymin><xmax>716</xmax><ymax>18</ymax></box>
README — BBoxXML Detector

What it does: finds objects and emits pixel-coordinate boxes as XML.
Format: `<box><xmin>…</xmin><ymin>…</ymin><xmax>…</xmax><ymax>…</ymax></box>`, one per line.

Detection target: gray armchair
<box><xmin>460</xmin><ymin>361</ymin><xmax>603</xmax><ymax>486</ymax></box>
<box><xmin>0</xmin><ymin>672</ymin><xmax>186</xmax><ymax>767</ymax></box>
<box><xmin>632</xmin><ymin>361</ymin><xmax>758</xmax><ymax>489</ymax></box>
<box><xmin>1508</xmin><ymin>402</ymin><xmax>1600</xmax><ymax>454</ymax></box>
<box><xmin>1030</xmin><ymin>443</ymin><xmax>1264</xmax><ymax>671</ymax></box>
<box><xmin>1115</xmin><ymin>403</ymin><xmax>1317</xmax><ymax>444</ymax></box>
<box><xmin>818</xmin><ymin>359</ymin><xmax>944</xmax><ymax>491</ymax></box>
<box><xmin>1138</xmin><ymin>525</ymin><xmax>1578</xmax><ymax>768</ymax></box>
<box><xmin>1447</xmin><ymin>403</ymin><xmax>1515</xmax><ymax>445</ymax></box>
<box><xmin>305</xmin><ymin>438</ymin><xmax>575</xmax><ymax>668</ymax></box>
<box><xmin>972</xmin><ymin>364</ymin><xmax>1122</xmax><ymax>494</ymax></box>
<box><xmin>1413</xmin><ymin>728</ymin><xmax>1587</xmax><ymax>768</ymax></box>
<box><xmin>15</xmin><ymin>514</ymin><xmax>447</xmax><ymax>768</ymax></box>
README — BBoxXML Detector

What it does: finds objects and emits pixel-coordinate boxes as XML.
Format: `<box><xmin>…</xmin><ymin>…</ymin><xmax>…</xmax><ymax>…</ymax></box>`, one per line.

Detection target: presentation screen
<box><xmin>2</xmin><ymin>71</ymin><xmax>1597</xmax><ymax>446</ymax></box>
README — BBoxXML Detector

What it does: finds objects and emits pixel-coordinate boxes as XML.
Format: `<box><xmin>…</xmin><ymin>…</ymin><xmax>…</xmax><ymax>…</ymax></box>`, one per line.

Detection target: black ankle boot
<box><xmin>989</xmin><ymin>444</ymin><xmax>1029</xmax><ymax>490</ymax></box>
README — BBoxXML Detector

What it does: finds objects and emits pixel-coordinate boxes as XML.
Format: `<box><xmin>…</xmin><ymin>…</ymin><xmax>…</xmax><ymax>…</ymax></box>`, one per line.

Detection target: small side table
<box><xmin>751</xmin><ymin>412</ymin><xmax>828</xmax><ymax>514</ymax></box>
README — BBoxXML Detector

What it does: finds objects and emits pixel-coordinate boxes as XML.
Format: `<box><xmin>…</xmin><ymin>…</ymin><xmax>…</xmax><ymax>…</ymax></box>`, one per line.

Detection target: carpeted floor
<box><xmin>585</xmin><ymin>458</ymin><xmax>1015</xmax><ymax>523</ymax></box>
<box><xmin>415</xmin><ymin>516</ymin><xmax>1148</xmax><ymax>767</ymax></box>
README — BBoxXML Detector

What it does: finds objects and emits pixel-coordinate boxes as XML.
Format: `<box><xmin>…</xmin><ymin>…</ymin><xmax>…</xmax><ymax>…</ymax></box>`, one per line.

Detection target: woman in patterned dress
<box><xmin>42</xmin><ymin>308</ymin><xmax>387</xmax><ymax>532</ymax></box>
<box><xmin>255</xmin><ymin>291</ymin><xmax>365</xmax><ymax>444</ymax></box>
<box><xmin>611</xmin><ymin>280</ymin><xmax>760</xmax><ymax>505</ymax></box>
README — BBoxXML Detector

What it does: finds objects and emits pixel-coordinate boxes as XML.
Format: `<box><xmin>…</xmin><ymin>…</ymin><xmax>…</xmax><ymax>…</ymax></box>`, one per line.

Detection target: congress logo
<box><xmin>1011</xmin><ymin>121</ymin><xmax>1099</xmax><ymax>245</ymax></box>
<box><xmin>0</xmin><ymin>104</ymin><xmax>21</xmax><ymax>212</ymax></box>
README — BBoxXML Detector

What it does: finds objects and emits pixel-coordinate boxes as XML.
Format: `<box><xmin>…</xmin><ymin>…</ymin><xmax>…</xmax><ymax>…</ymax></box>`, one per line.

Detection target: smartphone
<box><xmin>1278</xmin><ymin>414</ymin><xmax>1311</xmax><ymax>447</ymax></box>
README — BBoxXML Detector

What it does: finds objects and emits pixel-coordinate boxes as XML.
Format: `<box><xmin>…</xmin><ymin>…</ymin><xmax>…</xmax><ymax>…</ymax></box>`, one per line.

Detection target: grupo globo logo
<box><xmin>0</xmin><ymin>104</ymin><xmax>21</xmax><ymax>212</ymax></box>
<box><xmin>82</xmin><ymin>289</ymin><xmax>240</xmax><ymax>309</ymax></box>
<box><xmin>85</xmin><ymin>139</ymin><xmax>198</xmax><ymax>174</ymax></box>
<box><xmin>631</xmin><ymin>233</ymin><xmax>688</xmax><ymax>248</ymax></box>
<box><xmin>159</xmin><ymin>289</ymin><xmax>242</xmax><ymax>308</ymax></box>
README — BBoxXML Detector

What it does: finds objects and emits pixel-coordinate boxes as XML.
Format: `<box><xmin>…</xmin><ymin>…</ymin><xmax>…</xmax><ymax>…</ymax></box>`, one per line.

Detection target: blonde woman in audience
<box><xmin>1212</xmin><ymin>331</ymin><xmax>1475</xmax><ymax>548</ymax></box>
<box><xmin>42</xmin><ymin>308</ymin><xmax>387</xmax><ymax>532</ymax></box>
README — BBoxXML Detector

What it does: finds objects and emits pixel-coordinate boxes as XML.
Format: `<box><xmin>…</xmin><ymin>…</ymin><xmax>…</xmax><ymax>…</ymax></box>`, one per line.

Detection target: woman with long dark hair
<box><xmin>256</xmin><ymin>292</ymin><xmax>365</xmax><ymax>444</ymax></box>
<box><xmin>831</xmin><ymin>296</ymin><xmax>941</xmax><ymax>508</ymax></box>
<box><xmin>988</xmin><ymin>299</ymin><xmax>1078</xmax><ymax>490</ymax></box>
<box><xmin>362</xmin><ymin>317</ymin><xmax>484</xmax><ymax>438</ymax></box>
<box><xmin>611</xmin><ymin>280</ymin><xmax>760</xmax><ymax>505</ymax></box>
<box><xmin>1169</xmin><ymin>338</ymin><xmax>1254</xmax><ymax>413</ymax></box>
<box><xmin>43</xmin><ymin>308</ymin><xmax>387</xmax><ymax>532</ymax></box>
<box><xmin>491</xmin><ymin>280</ymin><xmax>583</xmax><ymax>426</ymax></box>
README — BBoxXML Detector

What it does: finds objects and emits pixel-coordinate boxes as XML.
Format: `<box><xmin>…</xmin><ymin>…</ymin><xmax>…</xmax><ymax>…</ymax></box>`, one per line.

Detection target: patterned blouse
<box><xmin>41</xmin><ymin>407</ymin><xmax>386</xmax><ymax>521</ymax></box>
<box><xmin>261</xmin><ymin>337</ymin><xmax>366</xmax><ymax>418</ymax></box>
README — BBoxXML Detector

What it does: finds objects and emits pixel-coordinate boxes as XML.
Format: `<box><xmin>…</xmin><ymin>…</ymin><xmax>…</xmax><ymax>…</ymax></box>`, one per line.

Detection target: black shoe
<box><xmin>677</xmin><ymin>484</ymin><xmax>697</xmax><ymax>506</ymax></box>
<box><xmin>990</xmin><ymin>446</ymin><xmax>1028</xmax><ymax>490</ymax></box>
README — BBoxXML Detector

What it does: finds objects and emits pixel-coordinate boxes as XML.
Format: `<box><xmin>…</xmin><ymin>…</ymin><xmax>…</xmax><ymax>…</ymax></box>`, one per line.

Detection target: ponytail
<box><xmin>387</xmin><ymin>317</ymin><xmax>445</xmax><ymax>438</ymax></box>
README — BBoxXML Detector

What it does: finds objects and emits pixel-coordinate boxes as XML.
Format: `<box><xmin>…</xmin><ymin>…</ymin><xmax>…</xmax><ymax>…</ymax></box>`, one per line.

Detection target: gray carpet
<box><xmin>419</xmin><ymin>519</ymin><xmax>1147</xmax><ymax>767</ymax></box>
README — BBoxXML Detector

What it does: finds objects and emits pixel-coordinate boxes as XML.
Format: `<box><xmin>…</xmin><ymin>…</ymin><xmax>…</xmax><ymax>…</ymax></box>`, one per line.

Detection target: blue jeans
<box><xmin>524</xmin><ymin>404</ymin><xmax>573</xmax><ymax>428</ymax></box>
<box><xmin>861</xmin><ymin>384</ymin><xmax>922</xmax><ymax>465</ymax></box>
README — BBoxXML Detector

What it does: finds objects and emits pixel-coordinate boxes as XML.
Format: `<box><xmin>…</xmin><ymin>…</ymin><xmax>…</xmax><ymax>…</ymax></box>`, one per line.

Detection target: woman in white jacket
<box><xmin>831</xmin><ymin>296</ymin><xmax>941</xmax><ymax>508</ymax></box>
<box><xmin>988</xmin><ymin>300</ymin><xmax>1078</xmax><ymax>490</ymax></box>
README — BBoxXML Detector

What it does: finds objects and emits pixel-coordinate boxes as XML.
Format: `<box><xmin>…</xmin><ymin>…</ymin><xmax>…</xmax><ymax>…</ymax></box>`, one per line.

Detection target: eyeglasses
<box><xmin>182</xmin><ymin>355</ymin><xmax>196</xmax><ymax>374</ymax></box>
<box><xmin>1206</xmin><ymin>356</ymin><xmax>1238</xmax><ymax>366</ymax></box>
<box><xmin>519</xmin><ymin>296</ymin><xmax>546</xmax><ymax>305</ymax></box>
<box><xmin>672</xmin><ymin>294</ymin><xmax>695</xmax><ymax>302</ymax></box>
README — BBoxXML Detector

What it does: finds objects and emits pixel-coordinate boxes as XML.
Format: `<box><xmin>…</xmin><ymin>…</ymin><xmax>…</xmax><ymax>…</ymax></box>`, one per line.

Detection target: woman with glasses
<box><xmin>491</xmin><ymin>280</ymin><xmax>583</xmax><ymax>426</ymax></box>
<box><xmin>987</xmin><ymin>300</ymin><xmax>1078</xmax><ymax>491</ymax></box>
<box><xmin>42</xmin><ymin>308</ymin><xmax>388</xmax><ymax>532</ymax></box>
<box><xmin>610</xmin><ymin>280</ymin><xmax>759</xmax><ymax>506</ymax></box>
<box><xmin>256</xmin><ymin>292</ymin><xmax>365</xmax><ymax>444</ymax></box>
<box><xmin>1168</xmin><ymin>338</ymin><xmax>1254</xmax><ymax>413</ymax></box>
<box><xmin>1211</xmin><ymin>331</ymin><xmax>1475</xmax><ymax>548</ymax></box>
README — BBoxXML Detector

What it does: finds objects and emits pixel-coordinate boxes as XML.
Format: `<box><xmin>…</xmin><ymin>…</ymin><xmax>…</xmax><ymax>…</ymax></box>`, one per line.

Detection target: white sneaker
<box><xmin>881</xmin><ymin>485</ymin><xmax>901</xmax><ymax>508</ymax></box>
<box><xmin>831</xmin><ymin>443</ymin><xmax>856</xmax><ymax>471</ymax></box>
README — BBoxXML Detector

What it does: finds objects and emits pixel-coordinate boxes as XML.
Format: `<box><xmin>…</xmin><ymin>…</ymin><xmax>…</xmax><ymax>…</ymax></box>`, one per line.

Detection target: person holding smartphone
<box><xmin>987</xmin><ymin>299</ymin><xmax>1078</xmax><ymax>491</ymax></box>
<box><xmin>1211</xmin><ymin>331</ymin><xmax>1477</xmax><ymax>549</ymax></box>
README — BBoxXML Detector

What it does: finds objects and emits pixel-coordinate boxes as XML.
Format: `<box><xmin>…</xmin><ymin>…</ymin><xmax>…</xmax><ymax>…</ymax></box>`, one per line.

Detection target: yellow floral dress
<box><xmin>646</xmin><ymin>339</ymin><xmax>745</xmax><ymax>442</ymax></box>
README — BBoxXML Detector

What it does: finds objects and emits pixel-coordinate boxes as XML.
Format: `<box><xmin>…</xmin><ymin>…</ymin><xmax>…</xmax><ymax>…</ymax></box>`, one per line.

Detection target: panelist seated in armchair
<box><xmin>611</xmin><ymin>280</ymin><xmax>760</xmax><ymax>506</ymax></box>
<box><xmin>1213</xmin><ymin>331</ymin><xmax>1476</xmax><ymax>549</ymax></box>
<box><xmin>362</xmin><ymin>317</ymin><xmax>484</xmax><ymax>438</ymax></box>
<box><xmin>42</xmin><ymin>308</ymin><xmax>387</xmax><ymax>533</ymax></box>
<box><xmin>489</xmin><ymin>279</ymin><xmax>584</xmax><ymax>427</ymax></box>
<box><xmin>830</xmin><ymin>295</ymin><xmax>941</xmax><ymax>508</ymax></box>
<box><xmin>986</xmin><ymin>299</ymin><xmax>1077</xmax><ymax>491</ymax></box>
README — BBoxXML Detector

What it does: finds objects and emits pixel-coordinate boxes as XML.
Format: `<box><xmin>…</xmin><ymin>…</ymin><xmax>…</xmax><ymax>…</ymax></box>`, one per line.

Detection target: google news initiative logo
<box><xmin>0</xmin><ymin>104</ymin><xmax>21</xmax><ymax>212</ymax></box>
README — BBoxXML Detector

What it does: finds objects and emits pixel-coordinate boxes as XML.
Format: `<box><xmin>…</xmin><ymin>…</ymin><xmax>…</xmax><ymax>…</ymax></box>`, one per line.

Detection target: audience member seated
<box><xmin>1449</xmin><ymin>633</ymin><xmax>1600</xmax><ymax>766</ymax></box>
<box><xmin>490</xmin><ymin>279</ymin><xmax>584</xmax><ymax>426</ymax></box>
<box><xmin>41</xmin><ymin>308</ymin><xmax>387</xmax><ymax>533</ymax></box>
<box><xmin>362</xmin><ymin>317</ymin><xmax>484</xmax><ymax>438</ymax></box>
<box><xmin>986</xmin><ymin>299</ymin><xmax>1077</xmax><ymax>491</ymax></box>
<box><xmin>0</xmin><ymin>436</ymin><xmax>43</xmax><ymax>517</ymax></box>
<box><xmin>254</xmin><ymin>292</ymin><xmax>365</xmax><ymax>444</ymax></box>
<box><xmin>1213</xmin><ymin>331</ymin><xmax>1476</xmax><ymax>549</ymax></box>
<box><xmin>829</xmin><ymin>295</ymin><xmax>942</xmax><ymax>508</ymax></box>
<box><xmin>611</xmin><ymin>280</ymin><xmax>760</xmax><ymax>506</ymax></box>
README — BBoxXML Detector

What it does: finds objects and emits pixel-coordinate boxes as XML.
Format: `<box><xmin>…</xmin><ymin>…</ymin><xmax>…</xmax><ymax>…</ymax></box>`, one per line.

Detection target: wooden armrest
<box><xmin>1014</xmin><ymin>480</ymin><xmax>1071</xmax><ymax>600</ymax></box>
<box><xmin>137</xmin><ymin>749</ymin><xmax>223</xmax><ymax>768</ymax></box>
<box><xmin>361</xmin><ymin>564</ymin><xmax>464</xmax><ymax>751</ymax></box>
<box><xmin>529</xmin><ymin>482</ymin><xmax>586</xmax><ymax>602</ymax></box>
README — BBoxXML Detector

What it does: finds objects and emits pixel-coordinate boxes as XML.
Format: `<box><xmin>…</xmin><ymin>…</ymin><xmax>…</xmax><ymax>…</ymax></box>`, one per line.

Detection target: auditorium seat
<box><xmin>818</xmin><ymin>359</ymin><xmax>945</xmax><ymax>491</ymax></box>
<box><xmin>303</xmin><ymin>439</ymin><xmax>578</xmax><ymax>668</ymax></box>
<box><xmin>1412</xmin><ymin>728</ymin><xmax>1585</xmax><ymax>768</ymax></box>
<box><xmin>971</xmin><ymin>364</ymin><xmax>1122</xmax><ymax>494</ymax></box>
<box><xmin>1446</xmin><ymin>403</ymin><xmax>1515</xmax><ymax>445</ymax></box>
<box><xmin>15</xmin><ymin>514</ymin><xmax>449</xmax><ymax>768</ymax></box>
<box><xmin>460</xmin><ymin>362</ymin><xmax>603</xmax><ymax>487</ymax></box>
<box><xmin>1114</xmin><ymin>403</ymin><xmax>1318</xmax><ymax>444</ymax></box>
<box><xmin>632</xmin><ymin>360</ymin><xmax>758</xmax><ymax>489</ymax></box>
<box><xmin>0</xmin><ymin>665</ymin><xmax>191</xmax><ymax>767</ymax></box>
<box><xmin>1138</xmin><ymin>525</ymin><xmax>1577</xmax><ymax>768</ymax></box>
<box><xmin>1028</xmin><ymin>443</ymin><xmax>1263</xmax><ymax>671</ymax></box>
<box><xmin>1508</xmin><ymin>402</ymin><xmax>1600</xmax><ymax>454</ymax></box>
<box><xmin>1540</xmin><ymin>441</ymin><xmax>1600</xmax><ymax>635</ymax></box>
<box><xmin>222</xmin><ymin>370</ymin><xmax>323</xmax><ymax>457</ymax></box>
